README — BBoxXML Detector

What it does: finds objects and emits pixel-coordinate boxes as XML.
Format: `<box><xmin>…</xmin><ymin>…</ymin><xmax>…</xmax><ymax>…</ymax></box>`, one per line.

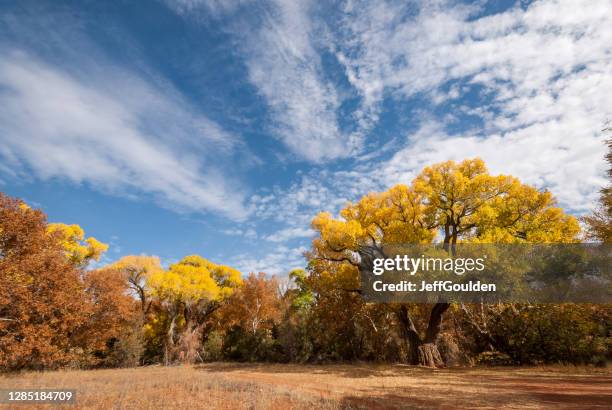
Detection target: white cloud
<box><xmin>167</xmin><ymin>0</ymin><xmax>366</xmax><ymax>162</ymax></box>
<box><xmin>221</xmin><ymin>226</ymin><xmax>258</xmax><ymax>239</ymax></box>
<box><xmin>0</xmin><ymin>50</ymin><xmax>249</xmax><ymax>220</ymax></box>
<box><xmin>230</xmin><ymin>245</ymin><xmax>307</xmax><ymax>275</ymax></box>
<box><xmin>167</xmin><ymin>0</ymin><xmax>251</xmax><ymax>17</ymax></box>
<box><xmin>242</xmin><ymin>0</ymin><xmax>360</xmax><ymax>162</ymax></box>
<box><xmin>250</xmin><ymin>174</ymin><xmax>352</xmax><ymax>226</ymax></box>
<box><xmin>333</xmin><ymin>0</ymin><xmax>612</xmax><ymax>212</ymax></box>
<box><xmin>264</xmin><ymin>227</ymin><xmax>315</xmax><ymax>242</ymax></box>
<box><xmin>379</xmin><ymin>122</ymin><xmax>607</xmax><ymax>213</ymax></box>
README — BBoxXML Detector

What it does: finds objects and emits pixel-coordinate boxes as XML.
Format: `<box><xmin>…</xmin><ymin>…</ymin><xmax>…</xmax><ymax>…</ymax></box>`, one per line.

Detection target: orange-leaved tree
<box><xmin>77</xmin><ymin>266</ymin><xmax>141</xmax><ymax>367</ymax></box>
<box><xmin>223</xmin><ymin>272</ymin><xmax>282</xmax><ymax>335</ymax></box>
<box><xmin>0</xmin><ymin>193</ymin><xmax>92</xmax><ymax>370</ymax></box>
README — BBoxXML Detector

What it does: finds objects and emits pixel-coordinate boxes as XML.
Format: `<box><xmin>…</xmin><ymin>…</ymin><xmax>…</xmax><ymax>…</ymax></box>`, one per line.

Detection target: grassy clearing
<box><xmin>1</xmin><ymin>363</ymin><xmax>610</xmax><ymax>409</ymax></box>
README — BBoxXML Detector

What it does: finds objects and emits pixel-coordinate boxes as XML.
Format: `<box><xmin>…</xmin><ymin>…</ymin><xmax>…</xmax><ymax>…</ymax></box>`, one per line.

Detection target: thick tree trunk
<box><xmin>360</xmin><ymin>244</ymin><xmax>451</xmax><ymax>367</ymax></box>
<box><xmin>420</xmin><ymin>302</ymin><xmax>450</xmax><ymax>367</ymax></box>
<box><xmin>443</xmin><ymin>224</ymin><xmax>451</xmax><ymax>253</ymax></box>
<box><xmin>425</xmin><ymin>303</ymin><xmax>449</xmax><ymax>343</ymax></box>
<box><xmin>397</xmin><ymin>303</ymin><xmax>449</xmax><ymax>367</ymax></box>
<box><xmin>417</xmin><ymin>343</ymin><xmax>444</xmax><ymax>367</ymax></box>
<box><xmin>394</xmin><ymin>213</ymin><xmax>456</xmax><ymax>366</ymax></box>
<box><xmin>397</xmin><ymin>305</ymin><xmax>422</xmax><ymax>365</ymax></box>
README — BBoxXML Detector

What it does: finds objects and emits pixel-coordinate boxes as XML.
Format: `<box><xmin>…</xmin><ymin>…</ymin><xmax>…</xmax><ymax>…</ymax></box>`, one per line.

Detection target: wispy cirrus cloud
<box><xmin>263</xmin><ymin>227</ymin><xmax>315</xmax><ymax>243</ymax></box>
<box><xmin>337</xmin><ymin>0</ymin><xmax>612</xmax><ymax>121</ymax></box>
<box><xmin>242</xmin><ymin>0</ymin><xmax>359</xmax><ymax>162</ymax></box>
<box><xmin>167</xmin><ymin>0</ymin><xmax>366</xmax><ymax>162</ymax></box>
<box><xmin>0</xmin><ymin>10</ymin><xmax>250</xmax><ymax>220</ymax></box>
<box><xmin>230</xmin><ymin>244</ymin><xmax>308</xmax><ymax>276</ymax></box>
<box><xmin>333</xmin><ymin>0</ymin><xmax>612</xmax><ymax>212</ymax></box>
<box><xmin>242</xmin><ymin>0</ymin><xmax>612</xmax><ymax>254</ymax></box>
<box><xmin>378</xmin><ymin>120</ymin><xmax>607</xmax><ymax>213</ymax></box>
<box><xmin>167</xmin><ymin>0</ymin><xmax>252</xmax><ymax>18</ymax></box>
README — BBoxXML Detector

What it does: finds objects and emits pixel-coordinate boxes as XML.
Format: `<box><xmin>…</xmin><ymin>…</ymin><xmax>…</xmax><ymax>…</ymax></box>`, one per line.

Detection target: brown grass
<box><xmin>1</xmin><ymin>363</ymin><xmax>610</xmax><ymax>409</ymax></box>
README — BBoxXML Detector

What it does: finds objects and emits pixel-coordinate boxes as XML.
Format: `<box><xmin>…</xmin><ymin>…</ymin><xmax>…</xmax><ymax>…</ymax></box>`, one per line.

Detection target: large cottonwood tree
<box><xmin>309</xmin><ymin>158</ymin><xmax>579</xmax><ymax>367</ymax></box>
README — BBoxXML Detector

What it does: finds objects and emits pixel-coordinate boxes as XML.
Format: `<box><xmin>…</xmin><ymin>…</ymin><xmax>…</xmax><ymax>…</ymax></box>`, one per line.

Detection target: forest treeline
<box><xmin>1</xmin><ymin>151</ymin><xmax>610</xmax><ymax>371</ymax></box>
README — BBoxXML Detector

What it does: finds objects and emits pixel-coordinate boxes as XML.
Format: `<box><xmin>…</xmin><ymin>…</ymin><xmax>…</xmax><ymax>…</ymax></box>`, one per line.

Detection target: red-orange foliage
<box><xmin>76</xmin><ymin>267</ymin><xmax>139</xmax><ymax>363</ymax></box>
<box><xmin>223</xmin><ymin>273</ymin><xmax>282</xmax><ymax>334</ymax></box>
<box><xmin>0</xmin><ymin>193</ymin><xmax>91</xmax><ymax>370</ymax></box>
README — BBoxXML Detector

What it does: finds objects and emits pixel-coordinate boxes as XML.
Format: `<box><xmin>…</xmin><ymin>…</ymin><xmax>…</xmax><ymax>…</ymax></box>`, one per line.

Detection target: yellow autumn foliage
<box><xmin>311</xmin><ymin>158</ymin><xmax>580</xmax><ymax>265</ymax></box>
<box><xmin>47</xmin><ymin>223</ymin><xmax>108</xmax><ymax>266</ymax></box>
<box><xmin>113</xmin><ymin>255</ymin><xmax>164</xmax><ymax>277</ymax></box>
<box><xmin>148</xmin><ymin>255</ymin><xmax>242</xmax><ymax>304</ymax></box>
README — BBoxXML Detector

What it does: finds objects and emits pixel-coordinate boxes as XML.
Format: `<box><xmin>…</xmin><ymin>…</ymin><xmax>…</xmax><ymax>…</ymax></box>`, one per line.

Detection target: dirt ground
<box><xmin>1</xmin><ymin>363</ymin><xmax>610</xmax><ymax>409</ymax></box>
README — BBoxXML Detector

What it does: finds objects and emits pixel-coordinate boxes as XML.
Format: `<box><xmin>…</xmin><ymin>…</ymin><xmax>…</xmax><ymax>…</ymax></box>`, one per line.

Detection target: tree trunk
<box><xmin>450</xmin><ymin>225</ymin><xmax>458</xmax><ymax>257</ymax></box>
<box><xmin>164</xmin><ymin>313</ymin><xmax>177</xmax><ymax>366</ymax></box>
<box><xmin>425</xmin><ymin>302</ymin><xmax>449</xmax><ymax>343</ymax></box>
<box><xmin>418</xmin><ymin>343</ymin><xmax>444</xmax><ymax>367</ymax></box>
<box><xmin>361</xmin><ymin>244</ymin><xmax>450</xmax><ymax>367</ymax></box>
<box><xmin>397</xmin><ymin>305</ymin><xmax>422</xmax><ymax>364</ymax></box>
<box><xmin>443</xmin><ymin>224</ymin><xmax>451</xmax><ymax>253</ymax></box>
<box><xmin>419</xmin><ymin>302</ymin><xmax>449</xmax><ymax>366</ymax></box>
<box><xmin>396</xmin><ymin>303</ymin><xmax>449</xmax><ymax>367</ymax></box>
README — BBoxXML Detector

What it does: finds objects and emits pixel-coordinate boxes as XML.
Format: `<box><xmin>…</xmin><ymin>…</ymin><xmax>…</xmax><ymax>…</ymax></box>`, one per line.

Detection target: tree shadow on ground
<box><xmin>196</xmin><ymin>362</ymin><xmax>446</xmax><ymax>379</ymax></box>
<box><xmin>196</xmin><ymin>363</ymin><xmax>612</xmax><ymax>409</ymax></box>
<box><xmin>338</xmin><ymin>384</ymin><xmax>612</xmax><ymax>410</ymax></box>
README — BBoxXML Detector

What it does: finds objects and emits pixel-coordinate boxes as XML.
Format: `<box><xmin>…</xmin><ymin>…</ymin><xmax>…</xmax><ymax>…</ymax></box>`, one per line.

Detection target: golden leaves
<box><xmin>310</xmin><ymin>158</ymin><xmax>581</xmax><ymax>265</ymax></box>
<box><xmin>47</xmin><ymin>223</ymin><xmax>109</xmax><ymax>266</ymax></box>
<box><xmin>147</xmin><ymin>255</ymin><xmax>242</xmax><ymax>304</ymax></box>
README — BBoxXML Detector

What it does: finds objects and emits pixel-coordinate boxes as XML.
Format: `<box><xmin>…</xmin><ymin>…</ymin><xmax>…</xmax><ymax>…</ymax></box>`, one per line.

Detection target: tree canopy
<box><xmin>0</xmin><ymin>194</ymin><xmax>92</xmax><ymax>369</ymax></box>
<box><xmin>47</xmin><ymin>223</ymin><xmax>108</xmax><ymax>266</ymax></box>
<box><xmin>309</xmin><ymin>158</ymin><xmax>580</xmax><ymax>366</ymax></box>
<box><xmin>1</xmin><ymin>156</ymin><xmax>608</xmax><ymax>371</ymax></box>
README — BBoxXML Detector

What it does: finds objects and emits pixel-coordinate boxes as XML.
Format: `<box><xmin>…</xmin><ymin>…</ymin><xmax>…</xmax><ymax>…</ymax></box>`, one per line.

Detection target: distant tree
<box><xmin>219</xmin><ymin>273</ymin><xmax>283</xmax><ymax>361</ymax></box>
<box><xmin>76</xmin><ymin>267</ymin><xmax>141</xmax><ymax>367</ymax></box>
<box><xmin>583</xmin><ymin>134</ymin><xmax>612</xmax><ymax>242</ymax></box>
<box><xmin>224</xmin><ymin>272</ymin><xmax>281</xmax><ymax>334</ymax></box>
<box><xmin>484</xmin><ymin>304</ymin><xmax>609</xmax><ymax>365</ymax></box>
<box><xmin>286</xmin><ymin>269</ymin><xmax>315</xmax><ymax>311</ymax></box>
<box><xmin>0</xmin><ymin>193</ymin><xmax>91</xmax><ymax>370</ymax></box>
<box><xmin>147</xmin><ymin>255</ymin><xmax>242</xmax><ymax>365</ymax></box>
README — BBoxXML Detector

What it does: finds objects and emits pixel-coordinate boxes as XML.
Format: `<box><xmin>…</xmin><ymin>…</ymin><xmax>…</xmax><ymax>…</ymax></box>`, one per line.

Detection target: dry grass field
<box><xmin>1</xmin><ymin>363</ymin><xmax>611</xmax><ymax>409</ymax></box>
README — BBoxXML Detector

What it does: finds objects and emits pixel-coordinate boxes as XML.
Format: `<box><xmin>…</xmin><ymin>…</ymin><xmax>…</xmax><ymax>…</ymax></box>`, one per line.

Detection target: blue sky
<box><xmin>1</xmin><ymin>0</ymin><xmax>611</xmax><ymax>274</ymax></box>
